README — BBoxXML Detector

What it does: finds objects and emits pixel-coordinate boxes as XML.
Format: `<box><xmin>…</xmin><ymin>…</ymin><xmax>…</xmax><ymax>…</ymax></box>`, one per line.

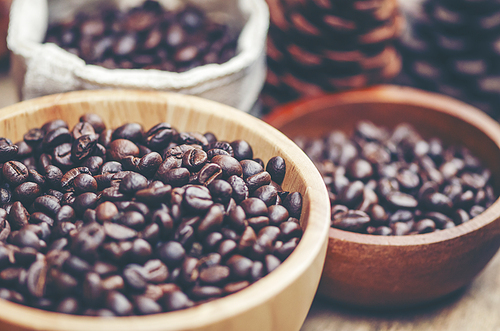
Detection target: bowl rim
<box><xmin>264</xmin><ymin>84</ymin><xmax>500</xmax><ymax>247</ymax></box>
<box><xmin>0</xmin><ymin>89</ymin><xmax>330</xmax><ymax>330</ymax></box>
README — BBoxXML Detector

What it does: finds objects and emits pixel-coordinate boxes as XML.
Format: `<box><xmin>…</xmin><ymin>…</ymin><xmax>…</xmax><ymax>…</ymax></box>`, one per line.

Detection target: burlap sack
<box><xmin>8</xmin><ymin>0</ymin><xmax>269</xmax><ymax>113</ymax></box>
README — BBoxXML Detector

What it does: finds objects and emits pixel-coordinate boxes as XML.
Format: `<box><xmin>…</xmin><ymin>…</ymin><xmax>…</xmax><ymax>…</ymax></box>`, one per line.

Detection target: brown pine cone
<box><xmin>261</xmin><ymin>0</ymin><xmax>404</xmax><ymax>114</ymax></box>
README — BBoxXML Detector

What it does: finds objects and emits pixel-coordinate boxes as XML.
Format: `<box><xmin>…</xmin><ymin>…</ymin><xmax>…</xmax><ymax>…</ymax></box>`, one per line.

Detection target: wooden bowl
<box><xmin>264</xmin><ymin>85</ymin><xmax>500</xmax><ymax>309</ymax></box>
<box><xmin>0</xmin><ymin>90</ymin><xmax>330</xmax><ymax>330</ymax></box>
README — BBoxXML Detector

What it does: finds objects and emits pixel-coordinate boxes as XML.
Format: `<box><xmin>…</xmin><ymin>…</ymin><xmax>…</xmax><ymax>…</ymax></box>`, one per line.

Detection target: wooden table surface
<box><xmin>302</xmin><ymin>250</ymin><xmax>500</xmax><ymax>331</ymax></box>
<box><xmin>0</xmin><ymin>72</ymin><xmax>499</xmax><ymax>331</ymax></box>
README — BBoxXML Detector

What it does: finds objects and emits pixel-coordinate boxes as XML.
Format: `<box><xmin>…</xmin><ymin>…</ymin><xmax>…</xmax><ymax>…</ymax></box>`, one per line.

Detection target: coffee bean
<box><xmin>71</xmin><ymin>134</ymin><xmax>98</xmax><ymax>162</ymax></box>
<box><xmin>106</xmin><ymin>291</ymin><xmax>133</xmax><ymax>316</ymax></box>
<box><xmin>227</xmin><ymin>140</ymin><xmax>252</xmax><ymax>161</ymax></box>
<box><xmin>297</xmin><ymin>121</ymin><xmax>495</xmax><ymax>235</ymax></box>
<box><xmin>240</xmin><ymin>160</ymin><xmax>264</xmax><ymax>180</ymax></box>
<box><xmin>108</xmin><ymin>139</ymin><xmax>140</xmax><ymax>162</ymax></box>
<box><xmin>24</xmin><ymin>128</ymin><xmax>44</xmax><ymax>146</ymax></box>
<box><xmin>0</xmin><ymin>116</ymin><xmax>303</xmax><ymax>316</ymax></box>
<box><xmin>8</xmin><ymin>201</ymin><xmax>29</xmax><ymax>230</ymax></box>
<box><xmin>42</xmin><ymin>128</ymin><xmax>71</xmax><ymax>151</ymax></box>
<box><xmin>183</xmin><ymin>185</ymin><xmax>213</xmax><ymax>212</ymax></box>
<box><xmin>71</xmin><ymin>222</ymin><xmax>105</xmax><ymax>261</ymax></box>
<box><xmin>79</xmin><ymin>114</ymin><xmax>106</xmax><ymax>134</ymax></box>
<box><xmin>164</xmin><ymin>290</ymin><xmax>194</xmax><ymax>312</ymax></box>
<box><xmin>199</xmin><ymin>265</ymin><xmax>230</xmax><ymax>285</ymax></box>
<box><xmin>3</xmin><ymin>161</ymin><xmax>29</xmax><ymax>186</ymax></box>
<box><xmin>282</xmin><ymin>192</ymin><xmax>303</xmax><ymax>219</ymax></box>
<box><xmin>332</xmin><ymin>210</ymin><xmax>370</xmax><ymax>232</ymax></box>
<box><xmin>158</xmin><ymin>241</ymin><xmax>185</xmax><ymax>268</ymax></box>
<box><xmin>72</xmin><ymin>192</ymin><xmax>98</xmax><ymax>215</ymax></box>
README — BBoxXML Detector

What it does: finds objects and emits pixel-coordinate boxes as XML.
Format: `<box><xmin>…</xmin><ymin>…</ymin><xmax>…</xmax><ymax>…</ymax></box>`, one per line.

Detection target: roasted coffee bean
<box><xmin>55</xmin><ymin>205</ymin><xmax>76</xmax><ymax>223</ymax></box>
<box><xmin>142</xmin><ymin>259</ymin><xmax>168</xmax><ymax>284</ymax></box>
<box><xmin>230</xmin><ymin>140</ymin><xmax>253</xmax><ymax>161</ymax></box>
<box><xmin>251</xmin><ymin>185</ymin><xmax>278</xmax><ymax>206</ymax></box>
<box><xmin>240</xmin><ymin>198</ymin><xmax>268</xmax><ymax>218</ymax></box>
<box><xmin>227</xmin><ymin>175</ymin><xmax>249</xmax><ymax>203</ymax></box>
<box><xmin>42</xmin><ymin>127</ymin><xmax>72</xmax><ymax>151</ymax></box>
<box><xmin>72</xmin><ymin>174</ymin><xmax>98</xmax><ymax>195</ymax></box>
<box><xmin>56</xmin><ymin>297</ymin><xmax>80</xmax><ymax>314</ymax></box>
<box><xmin>46</xmin><ymin>3</ymin><xmax>239</xmax><ymax>72</ymax></box>
<box><xmin>199</xmin><ymin>265</ymin><xmax>230</xmax><ymax>286</ymax></box>
<box><xmin>158</xmin><ymin>241</ymin><xmax>185</xmax><ymax>268</ymax></box>
<box><xmin>197</xmin><ymin>163</ymin><xmax>223</xmax><ymax>186</ymax></box>
<box><xmin>71</xmin><ymin>222</ymin><xmax>105</xmax><ymax>261</ymax></box>
<box><xmin>0</xmin><ymin>116</ymin><xmax>303</xmax><ymax>316</ymax></box>
<box><xmin>160</xmin><ymin>167</ymin><xmax>190</xmax><ymax>187</ymax></box>
<box><xmin>250</xmin><ymin>261</ymin><xmax>264</xmax><ymax>282</ymax></box>
<box><xmin>282</xmin><ymin>192</ymin><xmax>303</xmax><ymax>219</ymax></box>
<box><xmin>14</xmin><ymin>182</ymin><xmax>42</xmax><ymax>206</ymax></box>
<box><xmin>134</xmin><ymin>295</ymin><xmax>162</xmax><ymax>315</ymax></box>
<box><xmin>106</xmin><ymin>291</ymin><xmax>133</xmax><ymax>316</ymax></box>
<box><xmin>71</xmin><ymin>134</ymin><xmax>98</xmax><ymax>162</ymax></box>
<box><xmin>103</xmin><ymin>222</ymin><xmax>137</xmax><ymax>241</ymax></box>
<box><xmin>72</xmin><ymin>192</ymin><xmax>98</xmax><ymax>215</ymax></box>
<box><xmin>0</xmin><ymin>139</ymin><xmax>18</xmax><ymax>163</ymax></box>
<box><xmin>197</xmin><ymin>205</ymin><xmax>224</xmax><ymax>238</ymax></box>
<box><xmin>183</xmin><ymin>185</ymin><xmax>213</xmax><ymax>212</ymax></box>
<box><xmin>296</xmin><ymin>121</ymin><xmax>496</xmax><ymax>235</ymax></box>
<box><xmin>218</xmin><ymin>239</ymin><xmax>237</xmax><ymax>259</ymax></box>
<box><xmin>64</xmin><ymin>123</ymin><xmax>87</xmax><ymax>146</ymax></box>
<box><xmin>24</xmin><ymin>128</ymin><xmax>44</xmax><ymax>146</ymax></box>
<box><xmin>206</xmin><ymin>180</ymin><xmax>232</xmax><ymax>204</ymax></box>
<box><xmin>3</xmin><ymin>161</ymin><xmax>29</xmax><ymax>186</ymax></box>
<box><xmin>226</xmin><ymin>254</ymin><xmax>253</xmax><ymax>279</ymax></box>
<box><xmin>240</xmin><ymin>160</ymin><xmax>264</xmax><ymax>180</ymax></box>
<box><xmin>265</xmin><ymin>254</ymin><xmax>281</xmax><ymax>273</ymax></box>
<box><xmin>16</xmin><ymin>141</ymin><xmax>33</xmax><ymax>158</ymax></box>
<box><xmin>138</xmin><ymin>152</ymin><xmax>162</xmax><ymax>178</ymax></box>
<box><xmin>164</xmin><ymin>290</ymin><xmax>194</xmax><ymax>312</ymax></box>
<box><xmin>108</xmin><ymin>139</ymin><xmax>140</xmax><ymax>162</ymax></box>
<box><xmin>210</xmin><ymin>155</ymin><xmax>242</xmax><ymax>179</ymax></box>
<box><xmin>112</xmin><ymin>123</ymin><xmax>144</xmax><ymax>143</ymax></box>
<box><xmin>119</xmin><ymin>172</ymin><xmax>148</xmax><ymax>195</ymax></box>
<box><xmin>79</xmin><ymin>114</ymin><xmax>106</xmax><ymax>134</ymax></box>
<box><xmin>8</xmin><ymin>201</ymin><xmax>29</xmax><ymax>230</ymax></box>
<box><xmin>332</xmin><ymin>210</ymin><xmax>370</xmax><ymax>232</ymax></box>
<box><xmin>182</xmin><ymin>149</ymin><xmax>208</xmax><ymax>172</ymax></box>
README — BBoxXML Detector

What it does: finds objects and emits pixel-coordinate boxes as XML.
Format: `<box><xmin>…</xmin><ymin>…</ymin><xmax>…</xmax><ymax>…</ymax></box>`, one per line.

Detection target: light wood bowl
<box><xmin>0</xmin><ymin>90</ymin><xmax>330</xmax><ymax>330</ymax></box>
<box><xmin>264</xmin><ymin>85</ymin><xmax>500</xmax><ymax>309</ymax></box>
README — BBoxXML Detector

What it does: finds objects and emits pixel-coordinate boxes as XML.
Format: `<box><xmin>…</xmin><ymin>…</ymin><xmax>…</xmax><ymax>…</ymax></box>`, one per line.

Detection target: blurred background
<box><xmin>2</xmin><ymin>0</ymin><xmax>500</xmax><ymax>121</ymax></box>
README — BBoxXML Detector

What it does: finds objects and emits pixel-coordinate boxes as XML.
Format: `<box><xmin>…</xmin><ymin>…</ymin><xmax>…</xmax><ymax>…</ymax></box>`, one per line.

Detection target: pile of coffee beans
<box><xmin>0</xmin><ymin>113</ymin><xmax>303</xmax><ymax>316</ymax></box>
<box><xmin>294</xmin><ymin>121</ymin><xmax>496</xmax><ymax>235</ymax></box>
<box><xmin>395</xmin><ymin>0</ymin><xmax>500</xmax><ymax>120</ymax></box>
<box><xmin>44</xmin><ymin>1</ymin><xmax>239</xmax><ymax>72</ymax></box>
<box><xmin>260</xmin><ymin>0</ymin><xmax>404</xmax><ymax>114</ymax></box>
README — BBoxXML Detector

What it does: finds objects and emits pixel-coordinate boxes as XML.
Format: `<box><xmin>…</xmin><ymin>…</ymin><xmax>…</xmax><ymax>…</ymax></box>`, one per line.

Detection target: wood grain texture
<box><xmin>265</xmin><ymin>85</ymin><xmax>500</xmax><ymax>308</ymax></box>
<box><xmin>0</xmin><ymin>89</ymin><xmax>331</xmax><ymax>331</ymax></box>
<box><xmin>302</xmin><ymin>249</ymin><xmax>500</xmax><ymax>331</ymax></box>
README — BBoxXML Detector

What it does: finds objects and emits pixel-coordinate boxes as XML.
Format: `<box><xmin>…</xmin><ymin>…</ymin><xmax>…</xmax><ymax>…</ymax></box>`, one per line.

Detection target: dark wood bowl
<box><xmin>264</xmin><ymin>85</ymin><xmax>500</xmax><ymax>309</ymax></box>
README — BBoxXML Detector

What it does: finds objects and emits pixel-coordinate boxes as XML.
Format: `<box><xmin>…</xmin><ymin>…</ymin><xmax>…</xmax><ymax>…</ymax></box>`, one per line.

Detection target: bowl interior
<box><xmin>0</xmin><ymin>90</ymin><xmax>330</xmax><ymax>331</ymax></box>
<box><xmin>266</xmin><ymin>85</ymin><xmax>500</xmax><ymax>243</ymax></box>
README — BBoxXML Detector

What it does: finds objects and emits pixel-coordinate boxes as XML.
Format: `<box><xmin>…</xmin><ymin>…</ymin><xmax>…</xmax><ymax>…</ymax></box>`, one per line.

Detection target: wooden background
<box><xmin>302</xmin><ymin>250</ymin><xmax>500</xmax><ymax>330</ymax></box>
<box><xmin>0</xmin><ymin>73</ymin><xmax>498</xmax><ymax>331</ymax></box>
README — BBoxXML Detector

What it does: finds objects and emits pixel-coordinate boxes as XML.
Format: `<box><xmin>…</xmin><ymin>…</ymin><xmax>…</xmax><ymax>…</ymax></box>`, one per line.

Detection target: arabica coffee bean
<box><xmin>44</xmin><ymin>2</ymin><xmax>239</xmax><ymax>72</ymax></box>
<box><xmin>0</xmin><ymin>114</ymin><xmax>303</xmax><ymax>317</ymax></box>
<box><xmin>295</xmin><ymin>121</ymin><xmax>497</xmax><ymax>235</ymax></box>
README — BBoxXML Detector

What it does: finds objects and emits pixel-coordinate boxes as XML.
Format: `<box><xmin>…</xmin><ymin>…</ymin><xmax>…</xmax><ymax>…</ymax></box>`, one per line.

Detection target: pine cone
<box><xmin>261</xmin><ymin>0</ymin><xmax>404</xmax><ymax>114</ymax></box>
